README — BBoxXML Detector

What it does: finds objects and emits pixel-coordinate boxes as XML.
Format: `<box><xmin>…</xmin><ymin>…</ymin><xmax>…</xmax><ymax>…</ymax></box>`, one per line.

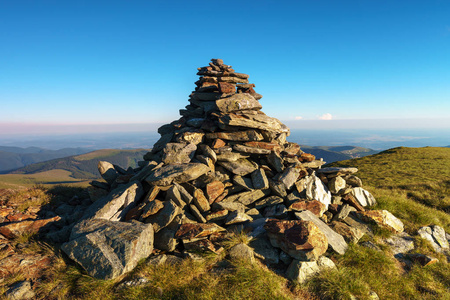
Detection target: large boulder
<box><xmin>62</xmin><ymin>219</ymin><xmax>154</xmax><ymax>280</ymax></box>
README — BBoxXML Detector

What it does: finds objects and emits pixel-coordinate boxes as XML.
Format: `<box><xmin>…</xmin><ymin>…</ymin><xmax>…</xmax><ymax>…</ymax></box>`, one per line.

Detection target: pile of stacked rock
<box><xmin>60</xmin><ymin>59</ymin><xmax>411</xmax><ymax>281</ymax></box>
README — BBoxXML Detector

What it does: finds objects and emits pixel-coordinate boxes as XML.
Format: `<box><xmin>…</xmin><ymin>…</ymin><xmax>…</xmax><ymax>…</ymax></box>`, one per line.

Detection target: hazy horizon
<box><xmin>1</xmin><ymin>1</ymin><xmax>449</xmax><ymax>131</ymax></box>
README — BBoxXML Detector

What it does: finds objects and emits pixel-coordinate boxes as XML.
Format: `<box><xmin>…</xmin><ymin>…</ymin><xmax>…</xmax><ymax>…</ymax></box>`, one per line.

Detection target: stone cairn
<box><xmin>59</xmin><ymin>59</ymin><xmax>415</xmax><ymax>282</ymax></box>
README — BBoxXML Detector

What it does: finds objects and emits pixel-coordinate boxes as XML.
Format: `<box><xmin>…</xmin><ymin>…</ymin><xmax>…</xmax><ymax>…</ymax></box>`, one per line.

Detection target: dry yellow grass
<box><xmin>0</xmin><ymin>169</ymin><xmax>91</xmax><ymax>189</ymax></box>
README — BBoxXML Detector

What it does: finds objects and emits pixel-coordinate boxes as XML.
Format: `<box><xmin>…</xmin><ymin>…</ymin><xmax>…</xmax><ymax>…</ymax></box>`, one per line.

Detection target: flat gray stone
<box><xmin>145</xmin><ymin>163</ymin><xmax>210</xmax><ymax>186</ymax></box>
<box><xmin>98</xmin><ymin>161</ymin><xmax>118</xmax><ymax>185</ymax></box>
<box><xmin>161</xmin><ymin>143</ymin><xmax>197</xmax><ymax>164</ymax></box>
<box><xmin>82</xmin><ymin>181</ymin><xmax>144</xmax><ymax>222</ymax></box>
<box><xmin>295</xmin><ymin>210</ymin><xmax>348</xmax><ymax>255</ymax></box>
<box><xmin>144</xmin><ymin>200</ymin><xmax>181</xmax><ymax>233</ymax></box>
<box><xmin>279</xmin><ymin>167</ymin><xmax>301</xmax><ymax>190</ymax></box>
<box><xmin>384</xmin><ymin>232</ymin><xmax>415</xmax><ymax>255</ymax></box>
<box><xmin>215</xmin><ymin>93</ymin><xmax>262</xmax><ymax>113</ymax></box>
<box><xmin>217</xmin><ymin>158</ymin><xmax>258</xmax><ymax>176</ymax></box>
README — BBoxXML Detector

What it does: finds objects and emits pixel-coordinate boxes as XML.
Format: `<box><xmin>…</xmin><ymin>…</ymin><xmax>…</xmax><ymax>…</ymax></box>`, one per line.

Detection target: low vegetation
<box><xmin>1</xmin><ymin>147</ymin><xmax>449</xmax><ymax>299</ymax></box>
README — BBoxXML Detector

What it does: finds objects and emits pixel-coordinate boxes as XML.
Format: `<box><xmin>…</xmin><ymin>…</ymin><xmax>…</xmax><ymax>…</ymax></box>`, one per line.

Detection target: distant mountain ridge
<box><xmin>299</xmin><ymin>145</ymin><xmax>379</xmax><ymax>163</ymax></box>
<box><xmin>0</xmin><ymin>145</ymin><xmax>378</xmax><ymax>176</ymax></box>
<box><xmin>9</xmin><ymin>149</ymin><xmax>150</xmax><ymax>179</ymax></box>
<box><xmin>0</xmin><ymin>146</ymin><xmax>92</xmax><ymax>173</ymax></box>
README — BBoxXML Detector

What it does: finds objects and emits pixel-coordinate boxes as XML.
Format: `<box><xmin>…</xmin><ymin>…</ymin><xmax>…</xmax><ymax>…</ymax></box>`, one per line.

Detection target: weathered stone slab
<box><xmin>233</xmin><ymin>144</ymin><xmax>271</xmax><ymax>154</ymax></box>
<box><xmin>295</xmin><ymin>210</ymin><xmax>348</xmax><ymax>255</ymax></box>
<box><xmin>225</xmin><ymin>210</ymin><xmax>253</xmax><ymax>225</ymax></box>
<box><xmin>165</xmin><ymin>185</ymin><xmax>187</xmax><ymax>208</ymax></box>
<box><xmin>279</xmin><ymin>167</ymin><xmax>301</xmax><ymax>190</ymax></box>
<box><xmin>144</xmin><ymin>200</ymin><xmax>181</xmax><ymax>233</ymax></box>
<box><xmin>82</xmin><ymin>181</ymin><xmax>144</xmax><ymax>222</ymax></box>
<box><xmin>254</xmin><ymin>196</ymin><xmax>284</xmax><ymax>210</ymax></box>
<box><xmin>251</xmin><ymin>169</ymin><xmax>269</xmax><ymax>190</ymax></box>
<box><xmin>224</xmin><ymin>189</ymin><xmax>271</xmax><ymax>206</ymax></box>
<box><xmin>384</xmin><ymin>232</ymin><xmax>414</xmax><ymax>255</ymax></box>
<box><xmin>63</xmin><ymin>219</ymin><xmax>154</xmax><ymax>280</ymax></box>
<box><xmin>161</xmin><ymin>143</ymin><xmax>196</xmax><ymax>164</ymax></box>
<box><xmin>217</xmin><ymin>112</ymin><xmax>284</xmax><ymax>133</ymax></box>
<box><xmin>215</xmin><ymin>93</ymin><xmax>262</xmax><ymax>113</ymax></box>
<box><xmin>175</xmin><ymin>132</ymin><xmax>204</xmax><ymax>144</ymax></box>
<box><xmin>206</xmin><ymin>130</ymin><xmax>263</xmax><ymax>141</ymax></box>
<box><xmin>216</xmin><ymin>152</ymin><xmax>250</xmax><ymax>162</ymax></box>
<box><xmin>355</xmin><ymin>210</ymin><xmax>404</xmax><ymax>233</ymax></box>
<box><xmin>145</xmin><ymin>163</ymin><xmax>210</xmax><ymax>186</ymax></box>
<box><xmin>98</xmin><ymin>161</ymin><xmax>118</xmax><ymax>185</ymax></box>
<box><xmin>217</xmin><ymin>158</ymin><xmax>258</xmax><ymax>176</ymax></box>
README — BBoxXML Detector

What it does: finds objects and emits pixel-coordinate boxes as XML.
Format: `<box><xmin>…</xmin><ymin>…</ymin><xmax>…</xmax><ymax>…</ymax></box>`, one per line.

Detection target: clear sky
<box><xmin>1</xmin><ymin>0</ymin><xmax>450</xmax><ymax>134</ymax></box>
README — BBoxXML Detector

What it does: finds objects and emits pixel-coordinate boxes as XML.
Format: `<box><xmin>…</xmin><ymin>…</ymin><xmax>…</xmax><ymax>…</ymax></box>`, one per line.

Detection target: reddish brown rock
<box><xmin>0</xmin><ymin>216</ymin><xmax>61</xmax><ymax>239</ymax></box>
<box><xmin>244</xmin><ymin>141</ymin><xmax>282</xmax><ymax>152</ymax></box>
<box><xmin>6</xmin><ymin>212</ymin><xmax>37</xmax><ymax>222</ymax></box>
<box><xmin>175</xmin><ymin>223</ymin><xmax>226</xmax><ymax>240</ymax></box>
<box><xmin>300</xmin><ymin>153</ymin><xmax>315</xmax><ymax>162</ymax></box>
<box><xmin>0</xmin><ymin>208</ymin><xmax>15</xmax><ymax>218</ymax></box>
<box><xmin>206</xmin><ymin>181</ymin><xmax>225</xmax><ymax>204</ymax></box>
<box><xmin>264</xmin><ymin>219</ymin><xmax>328</xmax><ymax>261</ymax></box>
<box><xmin>213</xmin><ymin>190</ymin><xmax>229</xmax><ymax>203</ymax></box>
<box><xmin>211</xmin><ymin>139</ymin><xmax>226</xmax><ymax>148</ymax></box>
<box><xmin>218</xmin><ymin>82</ymin><xmax>236</xmax><ymax>94</ymax></box>
<box><xmin>289</xmin><ymin>200</ymin><xmax>327</xmax><ymax>217</ymax></box>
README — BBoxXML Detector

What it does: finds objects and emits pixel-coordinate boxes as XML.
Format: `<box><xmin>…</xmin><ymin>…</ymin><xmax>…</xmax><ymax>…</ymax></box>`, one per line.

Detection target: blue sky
<box><xmin>1</xmin><ymin>0</ymin><xmax>450</xmax><ymax>134</ymax></box>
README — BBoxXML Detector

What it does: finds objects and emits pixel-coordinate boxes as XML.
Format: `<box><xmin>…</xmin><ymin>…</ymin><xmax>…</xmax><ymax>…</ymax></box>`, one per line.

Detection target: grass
<box><xmin>0</xmin><ymin>169</ymin><xmax>91</xmax><ymax>189</ymax></box>
<box><xmin>328</xmin><ymin>147</ymin><xmax>450</xmax><ymax>232</ymax></box>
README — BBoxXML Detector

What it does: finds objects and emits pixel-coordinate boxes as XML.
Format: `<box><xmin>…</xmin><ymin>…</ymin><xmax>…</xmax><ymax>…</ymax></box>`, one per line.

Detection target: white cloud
<box><xmin>295</xmin><ymin>116</ymin><xmax>303</xmax><ymax>120</ymax></box>
<box><xmin>318</xmin><ymin>113</ymin><xmax>333</xmax><ymax>120</ymax></box>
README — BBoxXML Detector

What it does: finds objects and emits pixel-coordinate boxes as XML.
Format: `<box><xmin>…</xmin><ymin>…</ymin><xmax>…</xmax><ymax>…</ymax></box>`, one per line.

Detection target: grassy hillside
<box><xmin>328</xmin><ymin>146</ymin><xmax>450</xmax><ymax>232</ymax></box>
<box><xmin>0</xmin><ymin>169</ymin><xmax>91</xmax><ymax>189</ymax></box>
<box><xmin>10</xmin><ymin>149</ymin><xmax>150</xmax><ymax>180</ymax></box>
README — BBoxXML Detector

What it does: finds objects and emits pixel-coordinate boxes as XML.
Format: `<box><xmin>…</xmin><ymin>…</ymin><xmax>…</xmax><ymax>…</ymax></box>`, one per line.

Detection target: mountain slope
<box><xmin>10</xmin><ymin>149</ymin><xmax>150</xmax><ymax>180</ymax></box>
<box><xmin>328</xmin><ymin>146</ymin><xmax>450</xmax><ymax>231</ymax></box>
<box><xmin>0</xmin><ymin>147</ymin><xmax>91</xmax><ymax>173</ymax></box>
